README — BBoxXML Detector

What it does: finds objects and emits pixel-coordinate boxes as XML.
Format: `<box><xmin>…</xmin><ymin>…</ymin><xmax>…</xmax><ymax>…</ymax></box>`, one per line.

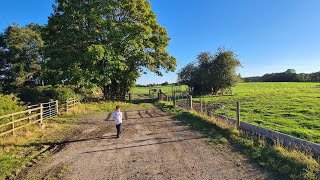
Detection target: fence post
<box><xmin>11</xmin><ymin>115</ymin><xmax>14</xmax><ymax>135</ymax></box>
<box><xmin>49</xmin><ymin>101</ymin><xmax>52</xmax><ymax>118</ymax></box>
<box><xmin>189</xmin><ymin>95</ymin><xmax>193</xmax><ymax>110</ymax></box>
<box><xmin>159</xmin><ymin>89</ymin><xmax>162</xmax><ymax>100</ymax></box>
<box><xmin>236</xmin><ymin>102</ymin><xmax>240</xmax><ymax>127</ymax></box>
<box><xmin>173</xmin><ymin>91</ymin><xmax>176</xmax><ymax>106</ymax></box>
<box><xmin>56</xmin><ymin>100</ymin><xmax>59</xmax><ymax>115</ymax></box>
<box><xmin>28</xmin><ymin>106</ymin><xmax>31</xmax><ymax>123</ymax></box>
<box><xmin>129</xmin><ymin>93</ymin><xmax>131</xmax><ymax>103</ymax></box>
<box><xmin>40</xmin><ymin>103</ymin><xmax>44</xmax><ymax>128</ymax></box>
<box><xmin>200</xmin><ymin>99</ymin><xmax>203</xmax><ymax>113</ymax></box>
<box><xmin>65</xmin><ymin>100</ymin><xmax>68</xmax><ymax>113</ymax></box>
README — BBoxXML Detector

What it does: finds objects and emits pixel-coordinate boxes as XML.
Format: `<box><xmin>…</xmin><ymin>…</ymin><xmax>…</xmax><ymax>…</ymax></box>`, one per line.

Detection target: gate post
<box><xmin>173</xmin><ymin>91</ymin><xmax>176</xmax><ymax>106</ymax></box>
<box><xmin>189</xmin><ymin>95</ymin><xmax>193</xmax><ymax>110</ymax></box>
<box><xmin>40</xmin><ymin>103</ymin><xmax>44</xmax><ymax>128</ymax></box>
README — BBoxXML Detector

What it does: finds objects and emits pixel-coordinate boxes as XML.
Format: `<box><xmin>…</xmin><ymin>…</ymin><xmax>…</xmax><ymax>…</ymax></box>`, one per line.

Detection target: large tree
<box><xmin>178</xmin><ymin>49</ymin><xmax>241</xmax><ymax>96</ymax></box>
<box><xmin>44</xmin><ymin>0</ymin><xmax>176</xmax><ymax>98</ymax></box>
<box><xmin>0</xmin><ymin>24</ymin><xmax>43</xmax><ymax>92</ymax></box>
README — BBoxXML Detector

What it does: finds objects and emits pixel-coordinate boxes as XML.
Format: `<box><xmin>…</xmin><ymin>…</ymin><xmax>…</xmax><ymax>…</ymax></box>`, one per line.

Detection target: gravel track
<box><xmin>18</xmin><ymin>108</ymin><xmax>274</xmax><ymax>180</ymax></box>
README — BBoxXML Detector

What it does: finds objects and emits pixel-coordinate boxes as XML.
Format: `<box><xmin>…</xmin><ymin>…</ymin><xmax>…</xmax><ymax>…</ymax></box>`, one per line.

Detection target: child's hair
<box><xmin>116</xmin><ymin>105</ymin><xmax>120</xmax><ymax>110</ymax></box>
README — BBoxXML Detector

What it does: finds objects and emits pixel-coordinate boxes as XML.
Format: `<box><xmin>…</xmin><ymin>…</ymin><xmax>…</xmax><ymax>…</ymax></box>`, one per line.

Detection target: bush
<box><xmin>0</xmin><ymin>94</ymin><xmax>24</xmax><ymax>116</ymax></box>
<box><xmin>17</xmin><ymin>86</ymin><xmax>83</xmax><ymax>105</ymax></box>
<box><xmin>51</xmin><ymin>86</ymin><xmax>83</xmax><ymax>102</ymax></box>
<box><xmin>17</xmin><ymin>87</ymin><xmax>51</xmax><ymax>104</ymax></box>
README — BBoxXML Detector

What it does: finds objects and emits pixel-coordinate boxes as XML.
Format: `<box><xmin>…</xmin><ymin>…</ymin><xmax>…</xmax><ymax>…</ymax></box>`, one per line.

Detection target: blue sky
<box><xmin>1</xmin><ymin>0</ymin><xmax>320</xmax><ymax>85</ymax></box>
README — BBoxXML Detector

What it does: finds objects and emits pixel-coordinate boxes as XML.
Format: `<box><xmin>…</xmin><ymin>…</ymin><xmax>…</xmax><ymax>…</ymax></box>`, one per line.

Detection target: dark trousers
<box><xmin>116</xmin><ymin>123</ymin><xmax>121</xmax><ymax>137</ymax></box>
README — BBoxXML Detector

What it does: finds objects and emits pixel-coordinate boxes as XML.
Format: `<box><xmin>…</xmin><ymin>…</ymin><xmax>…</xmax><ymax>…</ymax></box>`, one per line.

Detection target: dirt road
<box><xmin>19</xmin><ymin>108</ymin><xmax>274</xmax><ymax>179</ymax></box>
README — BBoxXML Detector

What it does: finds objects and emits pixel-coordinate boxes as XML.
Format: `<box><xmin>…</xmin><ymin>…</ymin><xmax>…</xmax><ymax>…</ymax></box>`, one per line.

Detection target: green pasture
<box><xmin>194</xmin><ymin>82</ymin><xmax>320</xmax><ymax>143</ymax></box>
<box><xmin>131</xmin><ymin>85</ymin><xmax>188</xmax><ymax>95</ymax></box>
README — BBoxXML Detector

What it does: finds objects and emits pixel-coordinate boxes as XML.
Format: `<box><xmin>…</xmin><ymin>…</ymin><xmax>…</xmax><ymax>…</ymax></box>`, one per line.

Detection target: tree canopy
<box><xmin>243</xmin><ymin>69</ymin><xmax>320</xmax><ymax>82</ymax></box>
<box><xmin>178</xmin><ymin>49</ymin><xmax>241</xmax><ymax>96</ymax></box>
<box><xmin>0</xmin><ymin>24</ymin><xmax>44</xmax><ymax>92</ymax></box>
<box><xmin>43</xmin><ymin>0</ymin><xmax>176</xmax><ymax>98</ymax></box>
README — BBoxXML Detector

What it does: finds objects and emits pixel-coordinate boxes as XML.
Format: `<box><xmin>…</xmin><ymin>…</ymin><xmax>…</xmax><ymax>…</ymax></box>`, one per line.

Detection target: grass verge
<box><xmin>156</xmin><ymin>101</ymin><xmax>320</xmax><ymax>180</ymax></box>
<box><xmin>0</xmin><ymin>101</ymin><xmax>148</xmax><ymax>179</ymax></box>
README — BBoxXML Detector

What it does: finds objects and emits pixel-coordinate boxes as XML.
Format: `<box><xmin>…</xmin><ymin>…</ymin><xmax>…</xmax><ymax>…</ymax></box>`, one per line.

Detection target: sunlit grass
<box><xmin>193</xmin><ymin>82</ymin><xmax>320</xmax><ymax>143</ymax></box>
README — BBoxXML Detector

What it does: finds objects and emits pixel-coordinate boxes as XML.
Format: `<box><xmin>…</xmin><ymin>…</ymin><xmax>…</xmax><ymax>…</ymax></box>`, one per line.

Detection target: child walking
<box><xmin>112</xmin><ymin>105</ymin><xmax>123</xmax><ymax>138</ymax></box>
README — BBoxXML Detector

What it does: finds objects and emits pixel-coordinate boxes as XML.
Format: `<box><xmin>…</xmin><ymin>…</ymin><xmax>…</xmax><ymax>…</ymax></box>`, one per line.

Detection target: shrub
<box><xmin>17</xmin><ymin>86</ymin><xmax>83</xmax><ymax>105</ymax></box>
<box><xmin>17</xmin><ymin>87</ymin><xmax>50</xmax><ymax>104</ymax></box>
<box><xmin>0</xmin><ymin>94</ymin><xmax>24</xmax><ymax>116</ymax></box>
<box><xmin>51</xmin><ymin>86</ymin><xmax>83</xmax><ymax>102</ymax></box>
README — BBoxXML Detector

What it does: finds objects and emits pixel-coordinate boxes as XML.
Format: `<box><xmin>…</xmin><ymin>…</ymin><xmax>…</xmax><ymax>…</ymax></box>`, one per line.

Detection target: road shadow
<box><xmin>81</xmin><ymin>136</ymin><xmax>206</xmax><ymax>154</ymax></box>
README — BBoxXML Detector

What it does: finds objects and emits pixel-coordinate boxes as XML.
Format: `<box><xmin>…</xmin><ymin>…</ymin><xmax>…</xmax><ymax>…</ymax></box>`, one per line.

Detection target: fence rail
<box><xmin>65</xmin><ymin>98</ymin><xmax>79</xmax><ymax>112</ymax></box>
<box><xmin>164</xmin><ymin>94</ymin><xmax>320</xmax><ymax>157</ymax></box>
<box><xmin>0</xmin><ymin>98</ymin><xmax>78</xmax><ymax>137</ymax></box>
<box><xmin>0</xmin><ymin>106</ymin><xmax>42</xmax><ymax>136</ymax></box>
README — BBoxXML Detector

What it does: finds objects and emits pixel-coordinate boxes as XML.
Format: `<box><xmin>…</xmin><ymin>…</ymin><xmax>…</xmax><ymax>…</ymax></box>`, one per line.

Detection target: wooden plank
<box><xmin>0</xmin><ymin>113</ymin><xmax>41</xmax><ymax>128</ymax></box>
<box><xmin>0</xmin><ymin>107</ymin><xmax>41</xmax><ymax>119</ymax></box>
<box><xmin>0</xmin><ymin>119</ymin><xmax>42</xmax><ymax>137</ymax></box>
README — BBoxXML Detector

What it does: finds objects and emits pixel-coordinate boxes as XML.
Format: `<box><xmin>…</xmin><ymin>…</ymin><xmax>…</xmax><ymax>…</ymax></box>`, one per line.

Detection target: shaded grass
<box><xmin>0</xmin><ymin>101</ymin><xmax>144</xmax><ymax>179</ymax></box>
<box><xmin>156</xmin><ymin>102</ymin><xmax>320</xmax><ymax>180</ymax></box>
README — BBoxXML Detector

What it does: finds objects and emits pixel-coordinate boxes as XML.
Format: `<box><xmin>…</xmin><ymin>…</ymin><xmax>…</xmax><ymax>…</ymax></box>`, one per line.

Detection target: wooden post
<box><xmin>40</xmin><ymin>103</ymin><xmax>43</xmax><ymax>128</ymax></box>
<box><xmin>129</xmin><ymin>93</ymin><xmax>131</xmax><ymax>103</ymax></box>
<box><xmin>49</xmin><ymin>101</ymin><xmax>52</xmax><ymax>119</ymax></box>
<box><xmin>159</xmin><ymin>89</ymin><xmax>162</xmax><ymax>100</ymax></box>
<box><xmin>200</xmin><ymin>99</ymin><xmax>203</xmax><ymax>113</ymax></box>
<box><xmin>56</xmin><ymin>100</ymin><xmax>59</xmax><ymax>115</ymax></box>
<box><xmin>237</xmin><ymin>102</ymin><xmax>240</xmax><ymax>127</ymax></box>
<box><xmin>173</xmin><ymin>91</ymin><xmax>176</xmax><ymax>106</ymax></box>
<box><xmin>11</xmin><ymin>115</ymin><xmax>14</xmax><ymax>135</ymax></box>
<box><xmin>28</xmin><ymin>106</ymin><xmax>31</xmax><ymax>123</ymax></box>
<box><xmin>189</xmin><ymin>95</ymin><xmax>193</xmax><ymax>110</ymax></box>
<box><xmin>66</xmin><ymin>100</ymin><xmax>68</xmax><ymax>113</ymax></box>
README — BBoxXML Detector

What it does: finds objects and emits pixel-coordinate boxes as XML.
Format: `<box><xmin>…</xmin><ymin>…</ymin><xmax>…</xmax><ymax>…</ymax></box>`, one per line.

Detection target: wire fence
<box><xmin>161</xmin><ymin>94</ymin><xmax>320</xmax><ymax>157</ymax></box>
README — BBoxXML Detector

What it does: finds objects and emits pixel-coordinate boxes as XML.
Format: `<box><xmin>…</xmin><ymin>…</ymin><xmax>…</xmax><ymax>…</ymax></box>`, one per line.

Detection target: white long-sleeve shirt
<box><xmin>112</xmin><ymin>111</ymin><xmax>123</xmax><ymax>125</ymax></box>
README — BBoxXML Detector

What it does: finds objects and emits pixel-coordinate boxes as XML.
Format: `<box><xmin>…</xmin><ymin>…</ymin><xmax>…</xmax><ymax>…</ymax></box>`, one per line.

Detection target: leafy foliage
<box><xmin>0</xmin><ymin>24</ymin><xmax>44</xmax><ymax>92</ymax></box>
<box><xmin>0</xmin><ymin>94</ymin><xmax>24</xmax><ymax>116</ymax></box>
<box><xmin>244</xmin><ymin>69</ymin><xmax>320</xmax><ymax>82</ymax></box>
<box><xmin>43</xmin><ymin>0</ymin><xmax>176</xmax><ymax>99</ymax></box>
<box><xmin>178</xmin><ymin>49</ymin><xmax>241</xmax><ymax>95</ymax></box>
<box><xmin>17</xmin><ymin>86</ymin><xmax>82</xmax><ymax>104</ymax></box>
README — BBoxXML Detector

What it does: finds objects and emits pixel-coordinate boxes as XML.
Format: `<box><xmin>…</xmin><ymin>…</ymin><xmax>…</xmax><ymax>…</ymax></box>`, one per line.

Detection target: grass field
<box><xmin>131</xmin><ymin>85</ymin><xmax>188</xmax><ymax>95</ymax></box>
<box><xmin>192</xmin><ymin>82</ymin><xmax>320</xmax><ymax>143</ymax></box>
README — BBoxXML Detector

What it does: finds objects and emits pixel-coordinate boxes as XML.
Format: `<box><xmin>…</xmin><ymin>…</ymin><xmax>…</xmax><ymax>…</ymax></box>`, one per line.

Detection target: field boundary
<box><xmin>170</xmin><ymin>96</ymin><xmax>320</xmax><ymax>157</ymax></box>
<box><xmin>0</xmin><ymin>98</ymin><xmax>79</xmax><ymax>137</ymax></box>
<box><xmin>216</xmin><ymin>114</ymin><xmax>320</xmax><ymax>156</ymax></box>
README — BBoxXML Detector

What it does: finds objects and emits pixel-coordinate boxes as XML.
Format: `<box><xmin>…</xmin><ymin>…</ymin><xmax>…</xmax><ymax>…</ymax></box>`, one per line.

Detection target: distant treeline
<box><xmin>136</xmin><ymin>82</ymin><xmax>179</xmax><ymax>87</ymax></box>
<box><xmin>243</xmin><ymin>69</ymin><xmax>320</xmax><ymax>82</ymax></box>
